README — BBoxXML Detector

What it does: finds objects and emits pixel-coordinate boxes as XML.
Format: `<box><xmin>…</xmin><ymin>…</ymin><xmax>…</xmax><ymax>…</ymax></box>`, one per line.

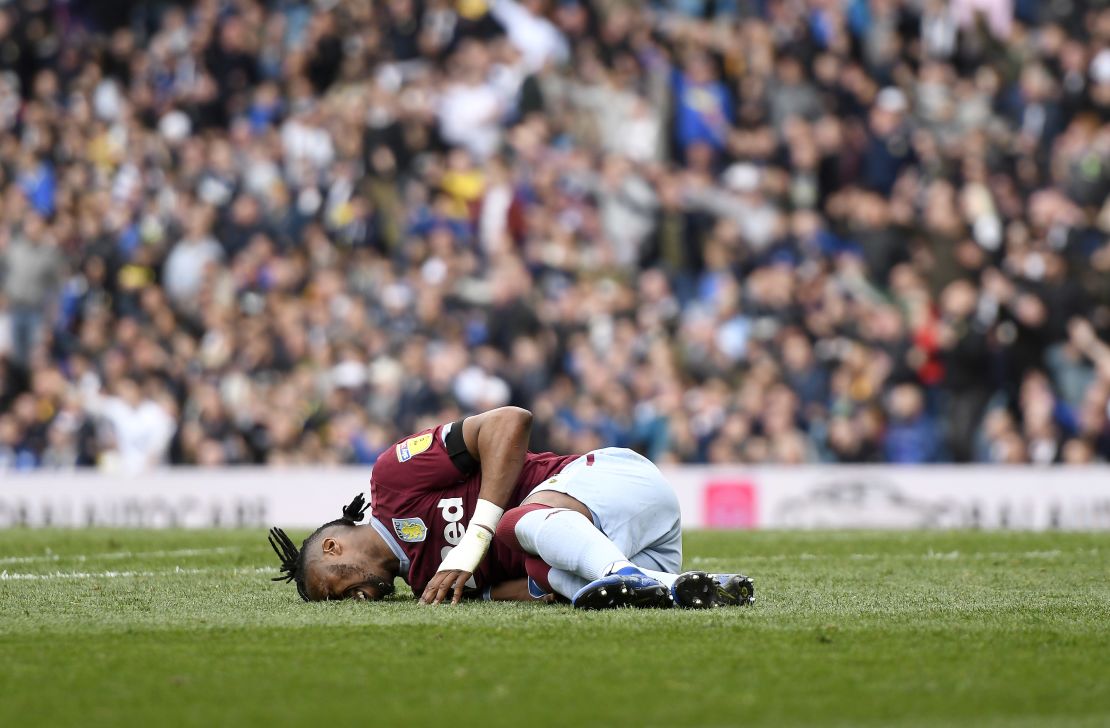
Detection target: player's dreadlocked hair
<box><xmin>268</xmin><ymin>493</ymin><xmax>372</xmax><ymax>601</ymax></box>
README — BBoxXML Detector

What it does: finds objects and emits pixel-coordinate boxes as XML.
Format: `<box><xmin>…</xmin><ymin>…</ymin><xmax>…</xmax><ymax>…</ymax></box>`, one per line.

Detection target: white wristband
<box><xmin>470</xmin><ymin>498</ymin><xmax>505</xmax><ymax>533</ymax></box>
<box><xmin>437</xmin><ymin>499</ymin><xmax>504</xmax><ymax>574</ymax></box>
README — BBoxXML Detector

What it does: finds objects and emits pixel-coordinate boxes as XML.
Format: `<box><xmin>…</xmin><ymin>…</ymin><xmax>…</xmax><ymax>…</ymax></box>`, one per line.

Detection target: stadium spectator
<box><xmin>1</xmin><ymin>0</ymin><xmax>1110</xmax><ymax>473</ymax></box>
<box><xmin>1</xmin><ymin>210</ymin><xmax>62</xmax><ymax>366</ymax></box>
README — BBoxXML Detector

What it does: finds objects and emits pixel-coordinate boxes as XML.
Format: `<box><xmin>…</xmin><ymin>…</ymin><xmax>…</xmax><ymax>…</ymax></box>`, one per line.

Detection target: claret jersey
<box><xmin>369</xmin><ymin>420</ymin><xmax>579</xmax><ymax>595</ymax></box>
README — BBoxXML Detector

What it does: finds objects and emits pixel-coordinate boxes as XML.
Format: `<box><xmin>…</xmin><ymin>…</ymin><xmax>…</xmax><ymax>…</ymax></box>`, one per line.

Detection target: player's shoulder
<box><xmin>374</xmin><ymin>425</ymin><xmax>444</xmax><ymax>470</ymax></box>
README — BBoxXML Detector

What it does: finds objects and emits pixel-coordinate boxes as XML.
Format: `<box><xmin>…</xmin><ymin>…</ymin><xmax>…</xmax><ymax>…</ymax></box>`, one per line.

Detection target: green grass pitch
<box><xmin>1</xmin><ymin>528</ymin><xmax>1108</xmax><ymax>727</ymax></box>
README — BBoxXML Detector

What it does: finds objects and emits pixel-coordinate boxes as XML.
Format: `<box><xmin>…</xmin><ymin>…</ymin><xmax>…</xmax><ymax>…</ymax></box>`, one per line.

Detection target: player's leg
<box><xmin>523</xmin><ymin>556</ymin><xmax>586</xmax><ymax>602</ymax></box>
<box><xmin>550</xmin><ymin>447</ymin><xmax>686</xmax><ymax>579</ymax></box>
<box><xmin>626</xmin><ymin>518</ymin><xmax>683</xmax><ymax>585</ymax></box>
<box><xmin>517</xmin><ymin>448</ymin><xmax>755</xmax><ymax>608</ymax></box>
<box><xmin>498</xmin><ymin>448</ymin><xmax>686</xmax><ymax>608</ymax></box>
<box><xmin>628</xmin><ymin>521</ymin><xmax>755</xmax><ymax>608</ymax></box>
<box><xmin>571</xmin><ymin>449</ymin><xmax>754</xmax><ymax>607</ymax></box>
<box><xmin>496</xmin><ymin>500</ymin><xmax>671</xmax><ymax>608</ymax></box>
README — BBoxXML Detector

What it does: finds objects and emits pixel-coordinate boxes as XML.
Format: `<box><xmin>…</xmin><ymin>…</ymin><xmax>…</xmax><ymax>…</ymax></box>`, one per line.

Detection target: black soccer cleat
<box><xmin>671</xmin><ymin>571</ymin><xmax>717</xmax><ymax>609</ymax></box>
<box><xmin>572</xmin><ymin>570</ymin><xmax>673</xmax><ymax>610</ymax></box>
<box><xmin>711</xmin><ymin>573</ymin><xmax>756</xmax><ymax>607</ymax></box>
<box><xmin>671</xmin><ymin>571</ymin><xmax>756</xmax><ymax>608</ymax></box>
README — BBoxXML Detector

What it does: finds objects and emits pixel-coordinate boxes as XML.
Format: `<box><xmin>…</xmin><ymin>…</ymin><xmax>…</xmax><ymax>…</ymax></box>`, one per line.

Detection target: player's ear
<box><xmin>321</xmin><ymin>537</ymin><xmax>342</xmax><ymax>556</ymax></box>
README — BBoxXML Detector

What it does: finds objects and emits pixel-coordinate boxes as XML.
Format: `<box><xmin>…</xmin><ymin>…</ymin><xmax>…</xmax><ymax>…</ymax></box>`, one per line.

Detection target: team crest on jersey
<box><xmin>396</xmin><ymin>433</ymin><xmax>433</xmax><ymax>462</ymax></box>
<box><xmin>392</xmin><ymin>518</ymin><xmax>428</xmax><ymax>543</ymax></box>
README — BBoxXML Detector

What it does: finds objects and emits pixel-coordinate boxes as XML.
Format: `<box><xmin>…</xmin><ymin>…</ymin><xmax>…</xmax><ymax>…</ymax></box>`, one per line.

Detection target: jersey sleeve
<box><xmin>370</xmin><ymin>425</ymin><xmax>469</xmax><ymax>501</ymax></box>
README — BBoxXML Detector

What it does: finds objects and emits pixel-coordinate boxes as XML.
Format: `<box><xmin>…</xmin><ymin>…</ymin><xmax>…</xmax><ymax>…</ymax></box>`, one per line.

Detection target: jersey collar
<box><xmin>369</xmin><ymin>516</ymin><xmax>411</xmax><ymax>578</ymax></box>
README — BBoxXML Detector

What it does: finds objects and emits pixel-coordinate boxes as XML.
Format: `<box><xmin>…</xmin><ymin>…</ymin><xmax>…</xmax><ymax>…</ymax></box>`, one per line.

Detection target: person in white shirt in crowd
<box><xmin>82</xmin><ymin>377</ymin><xmax>176</xmax><ymax>474</ymax></box>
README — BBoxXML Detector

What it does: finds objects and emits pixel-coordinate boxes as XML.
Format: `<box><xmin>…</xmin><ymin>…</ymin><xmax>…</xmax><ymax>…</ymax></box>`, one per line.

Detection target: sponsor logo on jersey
<box><xmin>392</xmin><ymin>517</ymin><xmax>428</xmax><ymax>543</ymax></box>
<box><xmin>396</xmin><ymin>433</ymin><xmax>434</xmax><ymax>462</ymax></box>
<box><xmin>436</xmin><ymin>498</ymin><xmax>478</xmax><ymax>588</ymax></box>
<box><xmin>438</xmin><ymin>497</ymin><xmax>466</xmax><ymax>561</ymax></box>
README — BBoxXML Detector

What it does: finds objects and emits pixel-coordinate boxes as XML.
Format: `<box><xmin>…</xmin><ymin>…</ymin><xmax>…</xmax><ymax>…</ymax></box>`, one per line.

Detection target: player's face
<box><xmin>309</xmin><ymin>563</ymin><xmax>382</xmax><ymax>602</ymax></box>
<box><xmin>304</xmin><ymin>533</ymin><xmax>388</xmax><ymax>602</ymax></box>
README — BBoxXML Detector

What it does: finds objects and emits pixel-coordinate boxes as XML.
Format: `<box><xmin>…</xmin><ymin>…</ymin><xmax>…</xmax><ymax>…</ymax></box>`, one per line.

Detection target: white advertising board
<box><xmin>661</xmin><ymin>466</ymin><xmax>1110</xmax><ymax>531</ymax></box>
<box><xmin>1</xmin><ymin>466</ymin><xmax>1109</xmax><ymax>530</ymax></box>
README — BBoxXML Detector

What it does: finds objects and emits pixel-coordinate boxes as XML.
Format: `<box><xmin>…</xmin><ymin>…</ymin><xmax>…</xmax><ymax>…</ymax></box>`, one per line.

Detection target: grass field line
<box><xmin>0</xmin><ymin>565</ymin><xmax>272</xmax><ymax>581</ymax></box>
<box><xmin>0</xmin><ymin>546</ymin><xmax>242</xmax><ymax>565</ymax></box>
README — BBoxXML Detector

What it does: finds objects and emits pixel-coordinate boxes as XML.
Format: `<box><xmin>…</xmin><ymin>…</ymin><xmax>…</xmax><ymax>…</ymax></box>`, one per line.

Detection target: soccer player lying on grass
<box><xmin>268</xmin><ymin>407</ymin><xmax>754</xmax><ymax>609</ymax></box>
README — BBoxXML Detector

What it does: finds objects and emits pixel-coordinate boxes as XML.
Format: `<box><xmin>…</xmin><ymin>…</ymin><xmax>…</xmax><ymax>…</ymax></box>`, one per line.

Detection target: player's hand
<box><xmin>421</xmin><ymin>569</ymin><xmax>472</xmax><ymax>605</ymax></box>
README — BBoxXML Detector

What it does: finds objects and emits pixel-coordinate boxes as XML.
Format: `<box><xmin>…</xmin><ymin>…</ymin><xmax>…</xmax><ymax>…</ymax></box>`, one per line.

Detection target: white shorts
<box><xmin>528</xmin><ymin>447</ymin><xmax>683</xmax><ymax>573</ymax></box>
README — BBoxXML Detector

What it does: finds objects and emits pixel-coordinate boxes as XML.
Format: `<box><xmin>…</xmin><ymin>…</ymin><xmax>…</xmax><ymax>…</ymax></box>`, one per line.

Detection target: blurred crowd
<box><xmin>3</xmin><ymin>0</ymin><xmax>1110</xmax><ymax>472</ymax></box>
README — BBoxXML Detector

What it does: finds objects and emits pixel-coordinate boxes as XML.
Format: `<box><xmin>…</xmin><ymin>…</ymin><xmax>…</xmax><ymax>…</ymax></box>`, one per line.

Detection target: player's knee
<box><xmin>494</xmin><ymin>503</ymin><xmax>552</xmax><ymax>553</ymax></box>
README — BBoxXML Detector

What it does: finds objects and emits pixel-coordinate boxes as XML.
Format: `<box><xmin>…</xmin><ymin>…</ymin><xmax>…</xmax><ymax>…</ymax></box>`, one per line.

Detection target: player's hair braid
<box><xmin>341</xmin><ymin>493</ymin><xmax>369</xmax><ymax>522</ymax></box>
<box><xmin>267</xmin><ymin>493</ymin><xmax>370</xmax><ymax>601</ymax></box>
<box><xmin>268</xmin><ymin>527</ymin><xmax>300</xmax><ymax>583</ymax></box>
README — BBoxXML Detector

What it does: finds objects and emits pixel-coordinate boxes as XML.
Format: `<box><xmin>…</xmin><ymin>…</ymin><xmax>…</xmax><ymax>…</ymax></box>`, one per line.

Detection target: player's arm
<box><xmin>421</xmin><ymin>407</ymin><xmax>532</xmax><ymax>605</ymax></box>
<box><xmin>488</xmin><ymin>579</ymin><xmax>555</xmax><ymax>603</ymax></box>
<box><xmin>461</xmin><ymin>406</ymin><xmax>532</xmax><ymax>508</ymax></box>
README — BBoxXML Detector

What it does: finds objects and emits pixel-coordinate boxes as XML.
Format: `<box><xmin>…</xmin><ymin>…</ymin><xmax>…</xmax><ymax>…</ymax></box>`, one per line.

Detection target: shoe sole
<box><xmin>573</xmin><ymin>576</ymin><xmax>673</xmax><ymax>610</ymax></box>
<box><xmin>717</xmin><ymin>575</ymin><xmax>756</xmax><ymax>607</ymax></box>
<box><xmin>673</xmin><ymin>572</ymin><xmax>757</xmax><ymax>608</ymax></box>
<box><xmin>672</xmin><ymin>571</ymin><xmax>717</xmax><ymax>609</ymax></box>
